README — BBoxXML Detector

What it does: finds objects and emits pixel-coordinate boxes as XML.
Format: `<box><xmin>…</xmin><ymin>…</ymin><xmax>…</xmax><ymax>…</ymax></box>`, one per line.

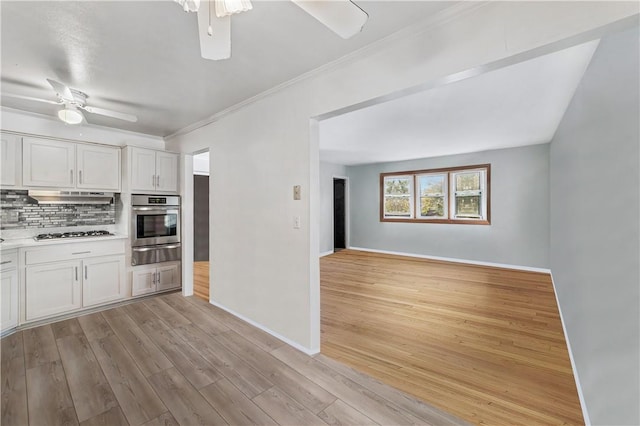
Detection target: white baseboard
<box><xmin>348</xmin><ymin>246</ymin><xmax>551</xmax><ymax>273</ymax></box>
<box><xmin>208</xmin><ymin>299</ymin><xmax>319</xmax><ymax>356</ymax></box>
<box><xmin>549</xmin><ymin>273</ymin><xmax>591</xmax><ymax>425</ymax></box>
<box><xmin>319</xmin><ymin>250</ymin><xmax>334</xmax><ymax>257</ymax></box>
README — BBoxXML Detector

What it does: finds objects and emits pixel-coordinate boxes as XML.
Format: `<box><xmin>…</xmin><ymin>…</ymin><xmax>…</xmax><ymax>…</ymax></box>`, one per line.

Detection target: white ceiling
<box><xmin>319</xmin><ymin>39</ymin><xmax>600</xmax><ymax>165</ymax></box>
<box><xmin>0</xmin><ymin>0</ymin><xmax>455</xmax><ymax>137</ymax></box>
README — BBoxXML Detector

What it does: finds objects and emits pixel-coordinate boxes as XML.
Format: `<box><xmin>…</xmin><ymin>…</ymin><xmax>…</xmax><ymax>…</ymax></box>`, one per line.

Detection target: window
<box><xmin>380</xmin><ymin>164</ymin><xmax>490</xmax><ymax>224</ymax></box>
<box><xmin>382</xmin><ymin>175</ymin><xmax>413</xmax><ymax>218</ymax></box>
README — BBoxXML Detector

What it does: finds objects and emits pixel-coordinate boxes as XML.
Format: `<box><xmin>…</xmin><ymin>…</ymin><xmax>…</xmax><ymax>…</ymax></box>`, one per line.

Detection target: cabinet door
<box><xmin>132</xmin><ymin>266</ymin><xmax>157</xmax><ymax>297</ymax></box>
<box><xmin>130</xmin><ymin>147</ymin><xmax>157</xmax><ymax>192</ymax></box>
<box><xmin>23</xmin><ymin>138</ymin><xmax>75</xmax><ymax>188</ymax></box>
<box><xmin>83</xmin><ymin>256</ymin><xmax>126</xmax><ymax>307</ymax></box>
<box><xmin>1</xmin><ymin>133</ymin><xmax>18</xmax><ymax>186</ymax></box>
<box><xmin>25</xmin><ymin>260</ymin><xmax>82</xmax><ymax>321</ymax></box>
<box><xmin>157</xmin><ymin>263</ymin><xmax>181</xmax><ymax>291</ymax></box>
<box><xmin>77</xmin><ymin>144</ymin><xmax>121</xmax><ymax>190</ymax></box>
<box><xmin>1</xmin><ymin>269</ymin><xmax>19</xmax><ymax>332</ymax></box>
<box><xmin>155</xmin><ymin>152</ymin><xmax>179</xmax><ymax>192</ymax></box>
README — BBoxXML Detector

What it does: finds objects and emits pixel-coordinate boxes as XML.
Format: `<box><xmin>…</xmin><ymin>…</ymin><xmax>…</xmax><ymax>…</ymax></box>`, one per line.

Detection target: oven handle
<box><xmin>158</xmin><ymin>244</ymin><xmax>181</xmax><ymax>249</ymax></box>
<box><xmin>132</xmin><ymin>206</ymin><xmax>178</xmax><ymax>211</ymax></box>
<box><xmin>132</xmin><ymin>246</ymin><xmax>157</xmax><ymax>252</ymax></box>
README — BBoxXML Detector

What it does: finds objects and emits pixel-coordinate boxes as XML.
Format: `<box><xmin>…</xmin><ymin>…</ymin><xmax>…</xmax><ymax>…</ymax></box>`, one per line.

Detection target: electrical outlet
<box><xmin>294</xmin><ymin>216</ymin><xmax>301</xmax><ymax>229</ymax></box>
<box><xmin>293</xmin><ymin>185</ymin><xmax>301</xmax><ymax>200</ymax></box>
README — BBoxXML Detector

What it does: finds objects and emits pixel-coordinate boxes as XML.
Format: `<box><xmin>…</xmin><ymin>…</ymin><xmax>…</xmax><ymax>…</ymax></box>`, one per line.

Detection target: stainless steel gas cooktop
<box><xmin>34</xmin><ymin>230</ymin><xmax>114</xmax><ymax>241</ymax></box>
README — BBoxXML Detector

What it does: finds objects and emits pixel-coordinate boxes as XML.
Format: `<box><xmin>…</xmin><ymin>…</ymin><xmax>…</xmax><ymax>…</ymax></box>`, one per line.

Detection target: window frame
<box><xmin>379</xmin><ymin>164</ymin><xmax>491</xmax><ymax>225</ymax></box>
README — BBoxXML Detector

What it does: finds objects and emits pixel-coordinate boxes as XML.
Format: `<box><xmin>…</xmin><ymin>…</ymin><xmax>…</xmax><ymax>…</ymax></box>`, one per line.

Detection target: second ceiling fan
<box><xmin>175</xmin><ymin>0</ymin><xmax>369</xmax><ymax>60</ymax></box>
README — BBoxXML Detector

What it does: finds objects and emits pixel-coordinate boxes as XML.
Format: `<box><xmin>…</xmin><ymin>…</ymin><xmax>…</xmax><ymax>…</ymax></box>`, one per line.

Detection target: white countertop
<box><xmin>0</xmin><ymin>234</ymin><xmax>128</xmax><ymax>250</ymax></box>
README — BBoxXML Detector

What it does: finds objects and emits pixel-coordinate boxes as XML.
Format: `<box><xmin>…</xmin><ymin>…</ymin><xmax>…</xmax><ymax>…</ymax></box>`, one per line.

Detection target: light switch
<box><xmin>294</xmin><ymin>216</ymin><xmax>301</xmax><ymax>229</ymax></box>
<box><xmin>293</xmin><ymin>185</ymin><xmax>301</xmax><ymax>200</ymax></box>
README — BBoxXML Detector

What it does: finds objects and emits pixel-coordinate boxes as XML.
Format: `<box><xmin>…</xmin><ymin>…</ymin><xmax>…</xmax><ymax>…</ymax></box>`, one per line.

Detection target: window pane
<box><xmin>420</xmin><ymin>196</ymin><xmax>445</xmax><ymax>217</ymax></box>
<box><xmin>455</xmin><ymin>195</ymin><xmax>481</xmax><ymax>218</ymax></box>
<box><xmin>455</xmin><ymin>172</ymin><xmax>480</xmax><ymax>191</ymax></box>
<box><xmin>419</xmin><ymin>175</ymin><xmax>445</xmax><ymax>195</ymax></box>
<box><xmin>385</xmin><ymin>196</ymin><xmax>411</xmax><ymax>217</ymax></box>
<box><xmin>384</xmin><ymin>177</ymin><xmax>411</xmax><ymax>195</ymax></box>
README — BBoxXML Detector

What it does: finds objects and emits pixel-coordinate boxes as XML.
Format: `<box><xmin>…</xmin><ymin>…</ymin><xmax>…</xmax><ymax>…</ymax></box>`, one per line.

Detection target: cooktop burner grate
<box><xmin>34</xmin><ymin>230</ymin><xmax>114</xmax><ymax>241</ymax></box>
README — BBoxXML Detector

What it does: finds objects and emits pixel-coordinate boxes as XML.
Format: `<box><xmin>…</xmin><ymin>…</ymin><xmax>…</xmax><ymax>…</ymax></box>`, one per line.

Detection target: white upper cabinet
<box><xmin>130</xmin><ymin>147</ymin><xmax>179</xmax><ymax>193</ymax></box>
<box><xmin>1</xmin><ymin>133</ymin><xmax>19</xmax><ymax>186</ymax></box>
<box><xmin>22</xmin><ymin>137</ymin><xmax>121</xmax><ymax>191</ymax></box>
<box><xmin>77</xmin><ymin>144</ymin><xmax>120</xmax><ymax>190</ymax></box>
<box><xmin>23</xmin><ymin>138</ymin><xmax>76</xmax><ymax>188</ymax></box>
<box><xmin>155</xmin><ymin>151</ymin><xmax>179</xmax><ymax>192</ymax></box>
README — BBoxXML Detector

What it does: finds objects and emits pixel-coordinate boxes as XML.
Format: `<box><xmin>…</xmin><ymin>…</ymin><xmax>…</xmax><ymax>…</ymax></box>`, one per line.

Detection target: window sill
<box><xmin>380</xmin><ymin>218</ymin><xmax>491</xmax><ymax>225</ymax></box>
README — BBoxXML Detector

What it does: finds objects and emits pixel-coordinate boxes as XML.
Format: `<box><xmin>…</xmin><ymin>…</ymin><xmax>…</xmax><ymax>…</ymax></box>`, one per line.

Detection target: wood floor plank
<box><xmin>321</xmin><ymin>250</ymin><xmax>582</xmax><ymax>425</ymax></box>
<box><xmin>147</xmin><ymin>325</ymin><xmax>222</xmax><ymax>389</ymax></box>
<box><xmin>142</xmin><ymin>297</ymin><xmax>191</xmax><ymax>328</ymax></box>
<box><xmin>79</xmin><ymin>405</ymin><xmax>129</xmax><ymax>426</ymax></box>
<box><xmin>51</xmin><ymin>318</ymin><xmax>84</xmax><ymax>339</ymax></box>
<box><xmin>1</xmin><ymin>331</ymin><xmax>24</xmax><ymax>361</ymax></box>
<box><xmin>1</xmin><ymin>352</ymin><xmax>28</xmax><ymax>426</ymax></box>
<box><xmin>23</xmin><ymin>325</ymin><xmax>60</xmax><ymax>369</ymax></box>
<box><xmin>271</xmin><ymin>345</ymin><xmax>416</xmax><ymax>425</ymax></box>
<box><xmin>56</xmin><ymin>333</ymin><xmax>119</xmax><ymax>422</ymax></box>
<box><xmin>200</xmin><ymin>378</ymin><xmax>277</xmax><ymax>425</ymax></box>
<box><xmin>177</xmin><ymin>323</ymin><xmax>273</xmax><ymax>398</ymax></box>
<box><xmin>316</xmin><ymin>354</ymin><xmax>467</xmax><ymax>426</ymax></box>
<box><xmin>318</xmin><ymin>400</ymin><xmax>379</xmax><ymax>426</ymax></box>
<box><xmin>161</xmin><ymin>293</ymin><xmax>229</xmax><ymax>335</ymax></box>
<box><xmin>215</xmin><ymin>330</ymin><xmax>337</xmax><ymax>414</ymax></box>
<box><xmin>26</xmin><ymin>360</ymin><xmax>78</xmax><ymax>426</ymax></box>
<box><xmin>78</xmin><ymin>313</ymin><xmax>115</xmax><ymax>341</ymax></box>
<box><xmin>253</xmin><ymin>387</ymin><xmax>328</xmax><ymax>426</ymax></box>
<box><xmin>141</xmin><ymin>411</ymin><xmax>179</xmax><ymax>426</ymax></box>
<box><xmin>123</xmin><ymin>303</ymin><xmax>169</xmax><ymax>333</ymax></box>
<box><xmin>103</xmin><ymin>313</ymin><xmax>173</xmax><ymax>377</ymax></box>
<box><xmin>90</xmin><ymin>335</ymin><xmax>167</xmax><ymax>425</ymax></box>
<box><xmin>148</xmin><ymin>367</ymin><xmax>228</xmax><ymax>425</ymax></box>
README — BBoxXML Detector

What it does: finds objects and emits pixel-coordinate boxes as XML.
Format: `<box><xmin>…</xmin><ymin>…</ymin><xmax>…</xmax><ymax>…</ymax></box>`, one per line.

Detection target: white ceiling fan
<box><xmin>177</xmin><ymin>0</ymin><xmax>369</xmax><ymax>60</ymax></box>
<box><xmin>2</xmin><ymin>79</ymin><xmax>138</xmax><ymax>125</ymax></box>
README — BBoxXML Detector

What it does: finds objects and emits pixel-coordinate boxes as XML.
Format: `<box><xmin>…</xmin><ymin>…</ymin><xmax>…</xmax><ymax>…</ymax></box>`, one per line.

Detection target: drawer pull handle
<box><xmin>72</xmin><ymin>251</ymin><xmax>91</xmax><ymax>255</ymax></box>
<box><xmin>0</xmin><ymin>260</ymin><xmax>11</xmax><ymax>265</ymax></box>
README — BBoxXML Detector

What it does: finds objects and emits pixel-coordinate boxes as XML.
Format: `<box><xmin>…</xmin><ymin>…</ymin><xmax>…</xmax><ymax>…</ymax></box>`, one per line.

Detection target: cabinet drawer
<box><xmin>24</xmin><ymin>240</ymin><xmax>125</xmax><ymax>265</ymax></box>
<box><xmin>1</xmin><ymin>250</ymin><xmax>18</xmax><ymax>271</ymax></box>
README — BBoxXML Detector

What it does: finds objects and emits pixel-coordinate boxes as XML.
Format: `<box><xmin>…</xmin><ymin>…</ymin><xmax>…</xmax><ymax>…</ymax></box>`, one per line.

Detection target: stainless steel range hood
<box><xmin>28</xmin><ymin>190</ymin><xmax>115</xmax><ymax>205</ymax></box>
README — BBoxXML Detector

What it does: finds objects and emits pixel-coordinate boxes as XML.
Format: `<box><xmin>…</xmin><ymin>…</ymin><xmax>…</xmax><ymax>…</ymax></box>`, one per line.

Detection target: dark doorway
<box><xmin>333</xmin><ymin>178</ymin><xmax>346</xmax><ymax>251</ymax></box>
<box><xmin>194</xmin><ymin>174</ymin><xmax>209</xmax><ymax>262</ymax></box>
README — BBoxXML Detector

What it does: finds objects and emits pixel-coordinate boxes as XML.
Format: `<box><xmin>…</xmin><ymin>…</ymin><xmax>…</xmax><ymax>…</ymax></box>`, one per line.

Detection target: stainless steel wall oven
<box><xmin>131</xmin><ymin>195</ymin><xmax>181</xmax><ymax>266</ymax></box>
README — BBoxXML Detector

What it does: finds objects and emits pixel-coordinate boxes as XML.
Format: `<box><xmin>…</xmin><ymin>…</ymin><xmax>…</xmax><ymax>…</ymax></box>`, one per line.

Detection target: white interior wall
<box><xmin>166</xmin><ymin>2</ymin><xmax>638</xmax><ymax>355</ymax></box>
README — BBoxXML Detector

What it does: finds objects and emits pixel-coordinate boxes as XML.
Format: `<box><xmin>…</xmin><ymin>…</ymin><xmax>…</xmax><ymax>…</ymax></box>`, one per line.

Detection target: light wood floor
<box><xmin>320</xmin><ymin>250</ymin><xmax>583</xmax><ymax>425</ymax></box>
<box><xmin>194</xmin><ymin>261</ymin><xmax>209</xmax><ymax>301</ymax></box>
<box><xmin>1</xmin><ymin>291</ymin><xmax>466</xmax><ymax>426</ymax></box>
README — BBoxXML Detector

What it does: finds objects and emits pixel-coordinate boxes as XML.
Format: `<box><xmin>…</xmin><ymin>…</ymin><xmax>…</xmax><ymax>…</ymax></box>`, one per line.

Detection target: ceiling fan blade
<box><xmin>81</xmin><ymin>105</ymin><xmax>138</xmax><ymax>122</ymax></box>
<box><xmin>46</xmin><ymin>78</ymin><xmax>75</xmax><ymax>102</ymax></box>
<box><xmin>197</xmin><ymin>0</ymin><xmax>231</xmax><ymax>60</ymax></box>
<box><xmin>1</xmin><ymin>93</ymin><xmax>63</xmax><ymax>105</ymax></box>
<box><xmin>291</xmin><ymin>0</ymin><xmax>368</xmax><ymax>39</ymax></box>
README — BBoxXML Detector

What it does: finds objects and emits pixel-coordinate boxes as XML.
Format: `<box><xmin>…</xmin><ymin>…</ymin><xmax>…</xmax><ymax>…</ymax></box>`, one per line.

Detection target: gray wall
<box><xmin>319</xmin><ymin>161</ymin><xmax>347</xmax><ymax>254</ymax></box>
<box><xmin>550</xmin><ymin>27</ymin><xmax>639</xmax><ymax>425</ymax></box>
<box><xmin>347</xmin><ymin>144</ymin><xmax>550</xmax><ymax>268</ymax></box>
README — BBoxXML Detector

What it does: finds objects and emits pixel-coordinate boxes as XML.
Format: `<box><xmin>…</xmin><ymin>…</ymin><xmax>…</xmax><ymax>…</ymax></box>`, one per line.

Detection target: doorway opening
<box><xmin>333</xmin><ymin>178</ymin><xmax>346</xmax><ymax>252</ymax></box>
<box><xmin>193</xmin><ymin>151</ymin><xmax>210</xmax><ymax>301</ymax></box>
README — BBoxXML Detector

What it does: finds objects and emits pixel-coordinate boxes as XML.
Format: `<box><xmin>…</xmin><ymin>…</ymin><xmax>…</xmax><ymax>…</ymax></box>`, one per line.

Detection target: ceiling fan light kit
<box><xmin>215</xmin><ymin>0</ymin><xmax>252</xmax><ymax>17</ymax></box>
<box><xmin>57</xmin><ymin>105</ymin><xmax>84</xmax><ymax>125</ymax></box>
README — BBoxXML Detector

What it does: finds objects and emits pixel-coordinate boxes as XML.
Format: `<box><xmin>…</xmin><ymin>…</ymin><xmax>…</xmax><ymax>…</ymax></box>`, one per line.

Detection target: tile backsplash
<box><xmin>0</xmin><ymin>190</ymin><xmax>117</xmax><ymax>230</ymax></box>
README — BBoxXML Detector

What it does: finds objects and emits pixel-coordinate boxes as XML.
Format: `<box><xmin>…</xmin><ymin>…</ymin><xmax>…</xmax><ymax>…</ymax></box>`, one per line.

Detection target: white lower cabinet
<box><xmin>132</xmin><ymin>262</ymin><xmax>180</xmax><ymax>297</ymax></box>
<box><xmin>83</xmin><ymin>256</ymin><xmax>126</xmax><ymax>307</ymax></box>
<box><xmin>21</xmin><ymin>240</ymin><xmax>127</xmax><ymax>325</ymax></box>
<box><xmin>1</xmin><ymin>250</ymin><xmax>19</xmax><ymax>333</ymax></box>
<box><xmin>25</xmin><ymin>260</ymin><xmax>82</xmax><ymax>321</ymax></box>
